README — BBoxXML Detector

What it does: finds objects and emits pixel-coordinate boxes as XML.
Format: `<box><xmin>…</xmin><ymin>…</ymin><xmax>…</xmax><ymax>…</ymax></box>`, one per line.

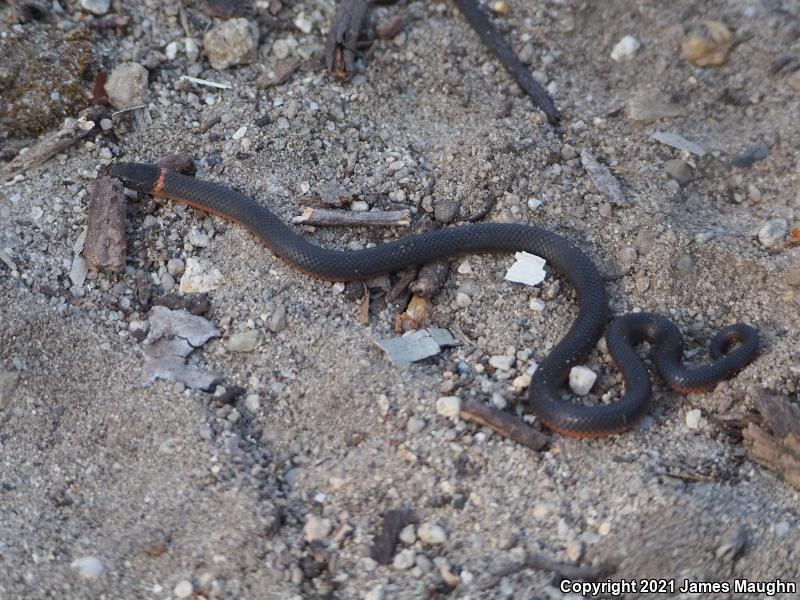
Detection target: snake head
<box><xmin>109</xmin><ymin>162</ymin><xmax>161</xmax><ymax>194</ymax></box>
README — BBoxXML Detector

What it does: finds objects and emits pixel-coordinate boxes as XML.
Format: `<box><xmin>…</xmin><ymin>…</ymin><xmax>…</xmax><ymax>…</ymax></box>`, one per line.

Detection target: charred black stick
<box><xmin>326</xmin><ymin>0</ymin><xmax>370</xmax><ymax>80</ymax></box>
<box><xmin>452</xmin><ymin>0</ymin><xmax>558</xmax><ymax>123</ymax></box>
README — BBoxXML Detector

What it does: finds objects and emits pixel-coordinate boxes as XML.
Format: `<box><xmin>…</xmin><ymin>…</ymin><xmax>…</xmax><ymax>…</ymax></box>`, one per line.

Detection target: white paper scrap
<box><xmin>505</xmin><ymin>252</ymin><xmax>546</xmax><ymax>287</ymax></box>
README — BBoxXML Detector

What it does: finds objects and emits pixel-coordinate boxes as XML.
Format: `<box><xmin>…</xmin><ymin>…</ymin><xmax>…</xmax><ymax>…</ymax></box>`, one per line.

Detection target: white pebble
<box><xmin>568</xmin><ymin>366</ymin><xmax>597</xmax><ymax>396</ymax></box>
<box><xmin>303</xmin><ymin>515</ymin><xmax>332</xmax><ymax>542</ymax></box>
<box><xmin>180</xmin><ymin>257</ymin><xmax>222</xmax><ymax>293</ymax></box>
<box><xmin>393</xmin><ymin>549</ymin><xmax>416</xmax><ymax>570</ymax></box>
<box><xmin>70</xmin><ymin>556</ymin><xmax>103</xmax><ymax>579</ymax></box>
<box><xmin>232</xmin><ymin>125</ymin><xmax>247</xmax><ymax>140</ymax></box>
<box><xmin>173</xmin><ymin>580</ymin><xmax>193</xmax><ymax>598</ymax></box>
<box><xmin>418</xmin><ymin>522</ymin><xmax>448</xmax><ymax>545</ymax></box>
<box><xmin>610</xmin><ymin>35</ymin><xmax>641</xmax><ymax>62</ymax></box>
<box><xmin>454</xmin><ymin>292</ymin><xmax>471</xmax><ymax>308</ymax></box>
<box><xmin>529</xmin><ymin>298</ymin><xmax>546</xmax><ymax>311</ymax></box>
<box><xmin>245</xmin><ymin>394</ymin><xmax>260</xmax><ymax>412</ymax></box>
<box><xmin>758</xmin><ymin>218</ymin><xmax>787</xmax><ymax>248</ymax></box>
<box><xmin>527</xmin><ymin>198</ymin><xmax>542</xmax><ymax>210</ymax></box>
<box><xmin>350</xmin><ymin>200</ymin><xmax>369</xmax><ymax>212</ymax></box>
<box><xmin>187</xmin><ymin>228</ymin><xmax>211</xmax><ymax>248</ymax></box>
<box><xmin>399</xmin><ymin>524</ymin><xmax>417</xmax><ymax>545</ymax></box>
<box><xmin>165</xmin><ymin>41</ymin><xmax>179</xmax><ymax>60</ymax></box>
<box><xmin>685</xmin><ymin>408</ymin><xmax>703</xmax><ymax>430</ymax></box>
<box><xmin>436</xmin><ymin>396</ymin><xmax>461</xmax><ymax>417</ymax></box>
<box><xmin>489</xmin><ymin>355</ymin><xmax>515</xmax><ymax>371</ymax></box>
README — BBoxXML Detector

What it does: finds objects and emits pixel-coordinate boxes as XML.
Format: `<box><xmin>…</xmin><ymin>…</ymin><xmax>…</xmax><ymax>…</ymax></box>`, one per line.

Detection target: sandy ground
<box><xmin>1</xmin><ymin>0</ymin><xmax>800</xmax><ymax>598</ymax></box>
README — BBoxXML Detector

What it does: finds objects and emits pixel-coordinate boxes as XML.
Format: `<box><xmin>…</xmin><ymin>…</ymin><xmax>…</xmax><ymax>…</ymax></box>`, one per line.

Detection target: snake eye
<box><xmin>109</xmin><ymin>162</ymin><xmax>160</xmax><ymax>193</ymax></box>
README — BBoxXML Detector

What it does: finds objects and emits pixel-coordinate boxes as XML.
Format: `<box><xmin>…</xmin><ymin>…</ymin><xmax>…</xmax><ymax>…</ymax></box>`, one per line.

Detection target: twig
<box><xmin>179</xmin><ymin>75</ymin><xmax>233</xmax><ymax>90</ymax></box>
<box><xmin>482</xmin><ymin>552</ymin><xmax>616</xmax><ymax>590</ymax></box>
<box><xmin>2</xmin><ymin>107</ymin><xmax>103</xmax><ymax>176</ymax></box>
<box><xmin>460</xmin><ymin>398</ymin><xmax>548</xmax><ymax>451</ymax></box>
<box><xmin>452</xmin><ymin>0</ymin><xmax>558</xmax><ymax>123</ymax></box>
<box><xmin>325</xmin><ymin>0</ymin><xmax>370</xmax><ymax>80</ymax></box>
<box><xmin>292</xmin><ymin>207</ymin><xmax>410</xmax><ymax>227</ymax></box>
<box><xmin>111</xmin><ymin>104</ymin><xmax>148</xmax><ymax>117</ymax></box>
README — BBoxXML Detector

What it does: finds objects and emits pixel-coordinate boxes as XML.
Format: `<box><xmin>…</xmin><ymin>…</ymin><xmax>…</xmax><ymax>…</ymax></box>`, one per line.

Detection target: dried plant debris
<box><xmin>580</xmin><ymin>150</ymin><xmax>628</xmax><ymax>206</ymax></box>
<box><xmin>743</xmin><ymin>393</ymin><xmax>800</xmax><ymax>489</ymax></box>
<box><xmin>84</xmin><ymin>176</ymin><xmax>127</xmax><ymax>271</ymax></box>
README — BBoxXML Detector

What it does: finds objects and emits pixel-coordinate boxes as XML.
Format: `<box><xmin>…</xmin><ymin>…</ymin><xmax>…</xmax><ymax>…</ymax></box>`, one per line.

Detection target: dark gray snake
<box><xmin>111</xmin><ymin>163</ymin><xmax>758</xmax><ymax>437</ymax></box>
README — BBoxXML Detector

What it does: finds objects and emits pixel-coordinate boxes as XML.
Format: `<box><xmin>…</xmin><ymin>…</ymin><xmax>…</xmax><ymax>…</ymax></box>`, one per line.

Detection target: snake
<box><xmin>110</xmin><ymin>162</ymin><xmax>759</xmax><ymax>437</ymax></box>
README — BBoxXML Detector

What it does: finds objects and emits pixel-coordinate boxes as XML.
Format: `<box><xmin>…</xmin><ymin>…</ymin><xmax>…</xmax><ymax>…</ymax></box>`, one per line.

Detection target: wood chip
<box><xmin>84</xmin><ymin>176</ymin><xmax>127</xmax><ymax>271</ymax></box>
<box><xmin>580</xmin><ymin>150</ymin><xmax>628</xmax><ymax>206</ymax></box>
<box><xmin>743</xmin><ymin>392</ymin><xmax>800</xmax><ymax>489</ymax></box>
<box><xmin>459</xmin><ymin>398</ymin><xmax>548</xmax><ymax>451</ymax></box>
<box><xmin>325</xmin><ymin>0</ymin><xmax>370</xmax><ymax>80</ymax></box>
<box><xmin>292</xmin><ymin>207</ymin><xmax>410</xmax><ymax>227</ymax></box>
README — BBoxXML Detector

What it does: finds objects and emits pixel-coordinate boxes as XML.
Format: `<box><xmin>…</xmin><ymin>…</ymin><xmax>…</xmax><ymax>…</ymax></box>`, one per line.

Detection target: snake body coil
<box><xmin>111</xmin><ymin>163</ymin><xmax>759</xmax><ymax>437</ymax></box>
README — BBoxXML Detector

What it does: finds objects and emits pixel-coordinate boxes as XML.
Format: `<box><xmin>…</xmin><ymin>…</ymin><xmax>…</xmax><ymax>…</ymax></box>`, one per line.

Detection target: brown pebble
<box><xmin>377</xmin><ymin>14</ymin><xmax>406</xmax><ymax>40</ymax></box>
<box><xmin>84</xmin><ymin>176</ymin><xmax>127</xmax><ymax>271</ymax></box>
<box><xmin>154</xmin><ymin>293</ymin><xmax>212</xmax><ymax>316</ymax></box>
<box><xmin>409</xmin><ymin>260</ymin><xmax>450</xmax><ymax>299</ymax></box>
<box><xmin>158</xmin><ymin>153</ymin><xmax>197</xmax><ymax>176</ymax></box>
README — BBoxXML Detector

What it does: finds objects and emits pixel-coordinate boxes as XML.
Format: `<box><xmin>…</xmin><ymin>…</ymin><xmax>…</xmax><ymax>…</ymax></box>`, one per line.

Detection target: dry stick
<box><xmin>293</xmin><ymin>207</ymin><xmax>410</xmax><ymax>227</ymax></box>
<box><xmin>452</xmin><ymin>0</ymin><xmax>558</xmax><ymax>123</ymax></box>
<box><xmin>460</xmin><ymin>398</ymin><xmax>548</xmax><ymax>451</ymax></box>
<box><xmin>482</xmin><ymin>552</ymin><xmax>616</xmax><ymax>590</ymax></box>
<box><xmin>2</xmin><ymin>107</ymin><xmax>103</xmax><ymax>176</ymax></box>
<box><xmin>326</xmin><ymin>0</ymin><xmax>370</xmax><ymax>80</ymax></box>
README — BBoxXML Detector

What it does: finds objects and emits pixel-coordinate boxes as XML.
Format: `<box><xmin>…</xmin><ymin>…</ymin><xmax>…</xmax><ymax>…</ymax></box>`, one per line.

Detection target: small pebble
<box><xmin>245</xmin><ymin>394</ymin><xmax>260</xmax><ymax>412</ymax></box>
<box><xmin>180</xmin><ymin>257</ymin><xmax>222</xmax><ymax>293</ymax></box>
<box><xmin>610</xmin><ymin>35</ymin><xmax>641</xmax><ymax>62</ymax></box>
<box><xmin>165</xmin><ymin>41</ymin><xmax>179</xmax><ymax>60</ymax></box>
<box><xmin>203</xmin><ymin>18</ymin><xmax>260</xmax><ymax>70</ymax></box>
<box><xmin>303</xmin><ymin>515</ymin><xmax>332</xmax><ymax>542</ymax></box>
<box><xmin>568</xmin><ymin>366</ymin><xmax>596</xmax><ymax>396</ymax></box>
<box><xmin>489</xmin><ymin>355</ymin><xmax>515</xmax><ymax>371</ymax></box>
<box><xmin>269</xmin><ymin>306</ymin><xmax>287</xmax><ymax>332</ymax></box>
<box><xmin>399</xmin><ymin>524</ymin><xmax>417</xmax><ymax>545</ymax></box>
<box><xmin>454</xmin><ymin>292</ymin><xmax>471</xmax><ymax>308</ymax></box>
<box><xmin>105</xmin><ymin>62</ymin><xmax>149</xmax><ymax>110</ymax></box>
<box><xmin>758</xmin><ymin>219</ymin><xmax>787</xmax><ymax>248</ymax></box>
<box><xmin>167</xmin><ymin>258</ymin><xmax>185</xmax><ymax>276</ymax></box>
<box><xmin>70</xmin><ymin>556</ymin><xmax>104</xmax><ymax>579</ymax></box>
<box><xmin>406</xmin><ymin>417</ymin><xmax>426</xmax><ymax>434</ymax></box>
<box><xmin>418</xmin><ymin>522</ymin><xmax>448</xmax><ymax>545</ymax></box>
<box><xmin>685</xmin><ymin>408</ymin><xmax>702</xmax><ymax>429</ymax></box>
<box><xmin>664</xmin><ymin>159</ymin><xmax>693</xmax><ymax>185</ymax></box>
<box><xmin>173</xmin><ymin>580</ymin><xmax>193</xmax><ymax>599</ymax></box>
<box><xmin>80</xmin><ymin>0</ymin><xmax>110</xmax><ymax>15</ymax></box>
<box><xmin>393</xmin><ymin>549</ymin><xmax>416</xmax><ymax>570</ymax></box>
<box><xmin>188</xmin><ymin>228</ymin><xmax>211</xmax><ymax>247</ymax></box>
<box><xmin>436</xmin><ymin>396</ymin><xmax>461</xmax><ymax>418</ymax></box>
<box><xmin>226</xmin><ymin>330</ymin><xmax>262</xmax><ymax>352</ymax></box>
